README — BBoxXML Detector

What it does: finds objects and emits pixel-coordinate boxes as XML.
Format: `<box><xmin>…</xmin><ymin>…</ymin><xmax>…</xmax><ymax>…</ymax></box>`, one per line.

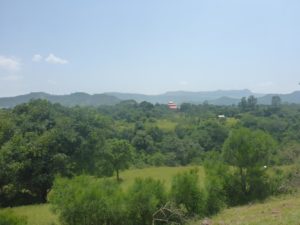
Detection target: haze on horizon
<box><xmin>1</xmin><ymin>0</ymin><xmax>300</xmax><ymax>97</ymax></box>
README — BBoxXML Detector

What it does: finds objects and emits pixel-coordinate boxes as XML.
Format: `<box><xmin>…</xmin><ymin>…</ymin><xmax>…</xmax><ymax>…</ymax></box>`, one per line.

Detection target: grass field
<box><xmin>193</xmin><ymin>193</ymin><xmax>300</xmax><ymax>225</ymax></box>
<box><xmin>3</xmin><ymin>204</ymin><xmax>58</xmax><ymax>225</ymax></box>
<box><xmin>150</xmin><ymin>119</ymin><xmax>178</xmax><ymax>131</ymax></box>
<box><xmin>120</xmin><ymin>166</ymin><xmax>204</xmax><ymax>189</ymax></box>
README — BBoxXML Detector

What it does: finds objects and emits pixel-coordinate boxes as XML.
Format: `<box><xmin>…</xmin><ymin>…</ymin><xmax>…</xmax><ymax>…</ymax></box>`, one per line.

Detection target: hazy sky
<box><xmin>1</xmin><ymin>0</ymin><xmax>300</xmax><ymax>96</ymax></box>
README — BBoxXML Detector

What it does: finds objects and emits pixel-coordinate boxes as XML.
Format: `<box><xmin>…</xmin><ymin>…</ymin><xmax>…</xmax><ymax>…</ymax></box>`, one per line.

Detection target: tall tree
<box><xmin>103</xmin><ymin>139</ymin><xmax>134</xmax><ymax>181</ymax></box>
<box><xmin>271</xmin><ymin>95</ymin><xmax>282</xmax><ymax>110</ymax></box>
<box><xmin>247</xmin><ymin>95</ymin><xmax>258</xmax><ymax>111</ymax></box>
<box><xmin>223</xmin><ymin>128</ymin><xmax>276</xmax><ymax>201</ymax></box>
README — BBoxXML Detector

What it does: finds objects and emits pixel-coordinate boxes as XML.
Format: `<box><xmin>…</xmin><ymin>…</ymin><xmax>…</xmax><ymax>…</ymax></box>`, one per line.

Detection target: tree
<box><xmin>247</xmin><ymin>95</ymin><xmax>258</xmax><ymax>111</ymax></box>
<box><xmin>132</xmin><ymin>130</ymin><xmax>154</xmax><ymax>153</ymax></box>
<box><xmin>103</xmin><ymin>139</ymin><xmax>134</xmax><ymax>181</ymax></box>
<box><xmin>271</xmin><ymin>96</ymin><xmax>282</xmax><ymax>112</ymax></box>
<box><xmin>271</xmin><ymin>95</ymin><xmax>281</xmax><ymax>107</ymax></box>
<box><xmin>238</xmin><ymin>96</ymin><xmax>258</xmax><ymax>112</ymax></box>
<box><xmin>222</xmin><ymin>128</ymin><xmax>276</xmax><ymax>203</ymax></box>
<box><xmin>238</xmin><ymin>97</ymin><xmax>248</xmax><ymax>112</ymax></box>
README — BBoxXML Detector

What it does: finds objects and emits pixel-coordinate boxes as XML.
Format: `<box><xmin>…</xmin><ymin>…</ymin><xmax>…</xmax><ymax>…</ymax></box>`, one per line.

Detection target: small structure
<box><xmin>168</xmin><ymin>101</ymin><xmax>177</xmax><ymax>110</ymax></box>
<box><xmin>218</xmin><ymin>115</ymin><xmax>226</xmax><ymax>119</ymax></box>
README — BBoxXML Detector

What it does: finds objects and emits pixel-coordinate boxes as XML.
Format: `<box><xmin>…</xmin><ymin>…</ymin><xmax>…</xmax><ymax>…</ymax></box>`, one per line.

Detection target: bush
<box><xmin>126</xmin><ymin>178</ymin><xmax>167</xmax><ymax>225</ymax></box>
<box><xmin>49</xmin><ymin>176</ymin><xmax>169</xmax><ymax>225</ymax></box>
<box><xmin>0</xmin><ymin>211</ymin><xmax>27</xmax><ymax>225</ymax></box>
<box><xmin>204</xmin><ymin>159</ymin><xmax>228</xmax><ymax>215</ymax></box>
<box><xmin>170</xmin><ymin>168</ymin><xmax>206</xmax><ymax>217</ymax></box>
<box><xmin>48</xmin><ymin>175</ymin><xmax>127</xmax><ymax>225</ymax></box>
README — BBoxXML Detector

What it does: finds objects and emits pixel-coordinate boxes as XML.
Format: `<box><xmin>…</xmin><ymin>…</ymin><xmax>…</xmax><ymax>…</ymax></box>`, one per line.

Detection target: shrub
<box><xmin>126</xmin><ymin>178</ymin><xmax>167</xmax><ymax>225</ymax></box>
<box><xmin>48</xmin><ymin>175</ymin><xmax>127</xmax><ymax>225</ymax></box>
<box><xmin>170</xmin><ymin>168</ymin><xmax>206</xmax><ymax>217</ymax></box>
<box><xmin>204</xmin><ymin>159</ymin><xmax>228</xmax><ymax>215</ymax></box>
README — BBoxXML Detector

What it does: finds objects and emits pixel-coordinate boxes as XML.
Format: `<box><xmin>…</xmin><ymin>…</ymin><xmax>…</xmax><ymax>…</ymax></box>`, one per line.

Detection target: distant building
<box><xmin>168</xmin><ymin>101</ymin><xmax>177</xmax><ymax>110</ymax></box>
<box><xmin>218</xmin><ymin>115</ymin><xmax>226</xmax><ymax>118</ymax></box>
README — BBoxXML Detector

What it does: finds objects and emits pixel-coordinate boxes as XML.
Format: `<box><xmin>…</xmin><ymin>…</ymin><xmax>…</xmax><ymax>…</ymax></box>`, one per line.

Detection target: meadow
<box><xmin>194</xmin><ymin>192</ymin><xmax>300</xmax><ymax>225</ymax></box>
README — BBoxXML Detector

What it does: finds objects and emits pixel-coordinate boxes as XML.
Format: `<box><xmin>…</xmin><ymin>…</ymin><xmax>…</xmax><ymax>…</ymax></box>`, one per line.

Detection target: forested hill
<box><xmin>1</xmin><ymin>90</ymin><xmax>300</xmax><ymax>108</ymax></box>
<box><xmin>107</xmin><ymin>90</ymin><xmax>300</xmax><ymax>105</ymax></box>
<box><xmin>106</xmin><ymin>89</ymin><xmax>258</xmax><ymax>104</ymax></box>
<box><xmin>0</xmin><ymin>92</ymin><xmax>121</xmax><ymax>108</ymax></box>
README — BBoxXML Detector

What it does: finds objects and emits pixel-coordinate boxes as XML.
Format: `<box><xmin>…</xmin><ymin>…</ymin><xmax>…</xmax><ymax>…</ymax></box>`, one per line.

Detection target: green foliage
<box><xmin>127</xmin><ymin>178</ymin><xmax>167</xmax><ymax>225</ymax></box>
<box><xmin>1</xmin><ymin>97</ymin><xmax>300</xmax><ymax>208</ymax></box>
<box><xmin>48</xmin><ymin>176</ymin><xmax>127</xmax><ymax>225</ymax></box>
<box><xmin>132</xmin><ymin>130</ymin><xmax>154</xmax><ymax>153</ymax></box>
<box><xmin>0</xmin><ymin>211</ymin><xmax>27</xmax><ymax>225</ymax></box>
<box><xmin>99</xmin><ymin>139</ymin><xmax>134</xmax><ymax>181</ymax></box>
<box><xmin>271</xmin><ymin>95</ymin><xmax>282</xmax><ymax>108</ymax></box>
<box><xmin>238</xmin><ymin>95</ymin><xmax>258</xmax><ymax>112</ymax></box>
<box><xmin>0</xmin><ymin>100</ymin><xmax>112</xmax><ymax>206</ymax></box>
<box><xmin>223</xmin><ymin>128</ymin><xmax>276</xmax><ymax>169</ymax></box>
<box><xmin>171</xmin><ymin>169</ymin><xmax>206</xmax><ymax>216</ymax></box>
<box><xmin>49</xmin><ymin>175</ymin><xmax>168</xmax><ymax>225</ymax></box>
<box><xmin>278</xmin><ymin>142</ymin><xmax>300</xmax><ymax>164</ymax></box>
<box><xmin>203</xmin><ymin>156</ymin><xmax>228</xmax><ymax>215</ymax></box>
<box><xmin>223</xmin><ymin>128</ymin><xmax>277</xmax><ymax>204</ymax></box>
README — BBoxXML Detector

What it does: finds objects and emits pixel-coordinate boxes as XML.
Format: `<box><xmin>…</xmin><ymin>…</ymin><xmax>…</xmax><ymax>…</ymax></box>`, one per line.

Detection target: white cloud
<box><xmin>0</xmin><ymin>56</ymin><xmax>21</xmax><ymax>71</ymax></box>
<box><xmin>32</xmin><ymin>54</ymin><xmax>43</xmax><ymax>62</ymax></box>
<box><xmin>0</xmin><ymin>75</ymin><xmax>23</xmax><ymax>81</ymax></box>
<box><xmin>45</xmin><ymin>53</ymin><xmax>68</xmax><ymax>64</ymax></box>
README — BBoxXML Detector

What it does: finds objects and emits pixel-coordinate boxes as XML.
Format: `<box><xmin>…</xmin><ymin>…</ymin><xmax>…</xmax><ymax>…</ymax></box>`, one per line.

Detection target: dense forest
<box><xmin>1</xmin><ymin>96</ymin><xmax>300</xmax><ymax>224</ymax></box>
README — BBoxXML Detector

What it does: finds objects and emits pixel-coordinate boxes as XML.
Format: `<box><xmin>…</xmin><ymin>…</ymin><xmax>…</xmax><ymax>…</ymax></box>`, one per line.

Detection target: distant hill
<box><xmin>0</xmin><ymin>90</ymin><xmax>299</xmax><ymax>108</ymax></box>
<box><xmin>258</xmin><ymin>91</ymin><xmax>300</xmax><ymax>105</ymax></box>
<box><xmin>208</xmin><ymin>96</ymin><xmax>241</xmax><ymax>106</ymax></box>
<box><xmin>107</xmin><ymin>90</ymin><xmax>300</xmax><ymax>105</ymax></box>
<box><xmin>0</xmin><ymin>92</ymin><xmax>121</xmax><ymax>108</ymax></box>
<box><xmin>106</xmin><ymin>89</ymin><xmax>259</xmax><ymax>104</ymax></box>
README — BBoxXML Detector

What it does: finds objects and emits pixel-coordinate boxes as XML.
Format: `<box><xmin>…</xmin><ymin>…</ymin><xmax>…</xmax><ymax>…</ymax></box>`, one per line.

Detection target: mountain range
<box><xmin>0</xmin><ymin>89</ymin><xmax>299</xmax><ymax>108</ymax></box>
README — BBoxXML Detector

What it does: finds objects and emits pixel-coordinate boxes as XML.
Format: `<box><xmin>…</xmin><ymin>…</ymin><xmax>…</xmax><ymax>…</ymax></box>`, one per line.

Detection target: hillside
<box><xmin>258</xmin><ymin>91</ymin><xmax>300</xmax><ymax>105</ymax></box>
<box><xmin>194</xmin><ymin>193</ymin><xmax>300</xmax><ymax>225</ymax></box>
<box><xmin>0</xmin><ymin>92</ymin><xmax>121</xmax><ymax>108</ymax></box>
<box><xmin>106</xmin><ymin>89</ymin><xmax>257</xmax><ymax>104</ymax></box>
<box><xmin>108</xmin><ymin>90</ymin><xmax>300</xmax><ymax>105</ymax></box>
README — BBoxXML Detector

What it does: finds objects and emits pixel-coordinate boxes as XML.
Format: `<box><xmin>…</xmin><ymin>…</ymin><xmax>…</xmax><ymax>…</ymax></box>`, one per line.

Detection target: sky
<box><xmin>0</xmin><ymin>0</ymin><xmax>300</xmax><ymax>97</ymax></box>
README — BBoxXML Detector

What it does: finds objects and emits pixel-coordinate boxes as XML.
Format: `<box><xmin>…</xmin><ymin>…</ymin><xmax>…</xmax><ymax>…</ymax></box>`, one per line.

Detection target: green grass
<box><xmin>191</xmin><ymin>193</ymin><xmax>300</xmax><ymax>225</ymax></box>
<box><xmin>120</xmin><ymin>166</ymin><xmax>204</xmax><ymax>189</ymax></box>
<box><xmin>4</xmin><ymin>204</ymin><xmax>58</xmax><ymax>225</ymax></box>
<box><xmin>150</xmin><ymin>119</ymin><xmax>178</xmax><ymax>131</ymax></box>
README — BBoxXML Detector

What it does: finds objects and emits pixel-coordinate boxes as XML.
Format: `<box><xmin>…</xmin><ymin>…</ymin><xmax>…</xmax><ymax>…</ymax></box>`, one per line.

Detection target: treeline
<box><xmin>0</xmin><ymin>96</ymin><xmax>300</xmax><ymax>207</ymax></box>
